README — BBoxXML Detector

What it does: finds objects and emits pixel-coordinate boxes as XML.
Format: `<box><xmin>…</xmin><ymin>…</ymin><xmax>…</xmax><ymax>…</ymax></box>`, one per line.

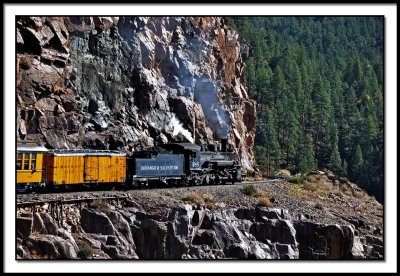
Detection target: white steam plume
<box><xmin>169</xmin><ymin>115</ymin><xmax>194</xmax><ymax>143</ymax></box>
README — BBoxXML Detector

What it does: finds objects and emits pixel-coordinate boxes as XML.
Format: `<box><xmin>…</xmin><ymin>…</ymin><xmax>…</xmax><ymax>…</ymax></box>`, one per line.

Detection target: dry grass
<box><xmin>183</xmin><ymin>191</ymin><xmax>204</xmax><ymax>204</ymax></box>
<box><xmin>254</xmin><ymin>190</ymin><xmax>269</xmax><ymax>198</ymax></box>
<box><xmin>342</xmin><ymin>185</ymin><xmax>353</xmax><ymax>196</ymax></box>
<box><xmin>334</xmin><ymin>191</ymin><xmax>344</xmax><ymax>199</ymax></box>
<box><xmin>203</xmin><ymin>193</ymin><xmax>214</xmax><ymax>203</ymax></box>
<box><xmin>352</xmin><ymin>190</ymin><xmax>365</xmax><ymax>199</ymax></box>
<box><xmin>160</xmin><ymin>191</ymin><xmax>173</xmax><ymax>197</ymax></box>
<box><xmin>307</xmin><ymin>174</ymin><xmax>319</xmax><ymax>183</ymax></box>
<box><xmin>316</xmin><ymin>177</ymin><xmax>333</xmax><ymax>191</ymax></box>
<box><xmin>243</xmin><ymin>185</ymin><xmax>269</xmax><ymax>198</ymax></box>
<box><xmin>19</xmin><ymin>56</ymin><xmax>32</xmax><ymax>70</ymax></box>
<box><xmin>355</xmin><ymin>205</ymin><xmax>364</xmax><ymax>213</ymax></box>
<box><xmin>288</xmin><ymin>184</ymin><xmax>303</xmax><ymax>197</ymax></box>
<box><xmin>258</xmin><ymin>197</ymin><xmax>273</xmax><ymax>208</ymax></box>
<box><xmin>206</xmin><ymin>203</ymin><xmax>215</xmax><ymax>209</ymax></box>
<box><xmin>276</xmin><ymin>169</ymin><xmax>291</xmax><ymax>177</ymax></box>
<box><xmin>303</xmin><ymin>181</ymin><xmax>318</xmax><ymax>192</ymax></box>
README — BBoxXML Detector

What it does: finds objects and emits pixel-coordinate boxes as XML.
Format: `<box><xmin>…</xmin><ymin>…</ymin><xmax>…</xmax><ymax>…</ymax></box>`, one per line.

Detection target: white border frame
<box><xmin>4</xmin><ymin>4</ymin><xmax>397</xmax><ymax>273</ymax></box>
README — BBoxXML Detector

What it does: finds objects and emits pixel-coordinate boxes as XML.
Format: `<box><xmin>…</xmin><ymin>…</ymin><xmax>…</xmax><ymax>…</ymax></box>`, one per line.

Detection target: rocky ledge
<box><xmin>16</xmin><ymin>174</ymin><xmax>383</xmax><ymax>260</ymax></box>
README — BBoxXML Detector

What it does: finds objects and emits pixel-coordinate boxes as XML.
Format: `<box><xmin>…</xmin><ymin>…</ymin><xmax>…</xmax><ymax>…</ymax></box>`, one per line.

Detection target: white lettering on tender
<box><xmin>140</xmin><ymin>165</ymin><xmax>179</xmax><ymax>171</ymax></box>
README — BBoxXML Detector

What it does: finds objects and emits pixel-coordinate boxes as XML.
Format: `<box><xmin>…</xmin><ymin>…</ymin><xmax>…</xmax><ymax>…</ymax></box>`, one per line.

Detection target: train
<box><xmin>16</xmin><ymin>139</ymin><xmax>242</xmax><ymax>192</ymax></box>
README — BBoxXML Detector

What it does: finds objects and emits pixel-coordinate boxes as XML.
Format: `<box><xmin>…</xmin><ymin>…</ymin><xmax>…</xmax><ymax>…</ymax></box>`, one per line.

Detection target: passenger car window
<box><xmin>31</xmin><ymin>153</ymin><xmax>36</xmax><ymax>170</ymax></box>
<box><xmin>24</xmin><ymin>153</ymin><xmax>30</xmax><ymax>170</ymax></box>
<box><xmin>17</xmin><ymin>153</ymin><xmax>22</xmax><ymax>170</ymax></box>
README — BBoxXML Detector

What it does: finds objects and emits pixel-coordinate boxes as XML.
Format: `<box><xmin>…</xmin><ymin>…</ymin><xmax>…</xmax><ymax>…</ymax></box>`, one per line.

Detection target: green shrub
<box><xmin>315</xmin><ymin>203</ymin><xmax>323</xmax><ymax>210</ymax></box>
<box><xmin>243</xmin><ymin>185</ymin><xmax>258</xmax><ymax>197</ymax></box>
<box><xmin>289</xmin><ymin>177</ymin><xmax>305</xmax><ymax>185</ymax></box>
<box><xmin>77</xmin><ymin>241</ymin><xmax>92</xmax><ymax>260</ymax></box>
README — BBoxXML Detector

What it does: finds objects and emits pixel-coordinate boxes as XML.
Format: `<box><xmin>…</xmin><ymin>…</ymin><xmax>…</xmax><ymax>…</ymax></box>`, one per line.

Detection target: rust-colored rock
<box><xmin>16</xmin><ymin>16</ymin><xmax>256</xmax><ymax>170</ymax></box>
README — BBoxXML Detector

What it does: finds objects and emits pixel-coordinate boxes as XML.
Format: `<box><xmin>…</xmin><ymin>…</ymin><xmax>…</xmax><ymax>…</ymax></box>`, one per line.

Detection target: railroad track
<box><xmin>16</xmin><ymin>195</ymin><xmax>129</xmax><ymax>208</ymax></box>
<box><xmin>16</xmin><ymin>178</ymin><xmax>283</xmax><ymax>206</ymax></box>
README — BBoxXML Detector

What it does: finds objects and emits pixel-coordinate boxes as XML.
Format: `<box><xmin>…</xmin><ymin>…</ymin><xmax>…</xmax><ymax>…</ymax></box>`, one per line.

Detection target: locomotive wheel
<box><xmin>203</xmin><ymin>175</ymin><xmax>210</xmax><ymax>185</ymax></box>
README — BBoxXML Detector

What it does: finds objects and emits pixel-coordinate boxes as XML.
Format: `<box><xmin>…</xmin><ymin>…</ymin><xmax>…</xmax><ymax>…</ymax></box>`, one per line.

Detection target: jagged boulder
<box><xmin>26</xmin><ymin>235</ymin><xmax>77</xmax><ymax>259</ymax></box>
<box><xmin>132</xmin><ymin>218</ymin><xmax>168</xmax><ymax>259</ymax></box>
<box><xmin>295</xmin><ymin>221</ymin><xmax>354</xmax><ymax>259</ymax></box>
<box><xmin>17</xmin><ymin>217</ymin><xmax>33</xmax><ymax>238</ymax></box>
<box><xmin>32</xmin><ymin>212</ymin><xmax>47</xmax><ymax>233</ymax></box>
<box><xmin>106</xmin><ymin>211</ymin><xmax>134</xmax><ymax>245</ymax></box>
<box><xmin>250</xmin><ymin>219</ymin><xmax>297</xmax><ymax>246</ymax></box>
<box><xmin>80</xmin><ymin>207</ymin><xmax>116</xmax><ymax>235</ymax></box>
<box><xmin>38</xmin><ymin>212</ymin><xmax>59</xmax><ymax>235</ymax></box>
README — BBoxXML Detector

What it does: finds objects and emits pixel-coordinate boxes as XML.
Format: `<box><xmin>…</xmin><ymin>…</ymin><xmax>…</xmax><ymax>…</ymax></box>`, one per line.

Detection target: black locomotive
<box><xmin>127</xmin><ymin>138</ymin><xmax>242</xmax><ymax>187</ymax></box>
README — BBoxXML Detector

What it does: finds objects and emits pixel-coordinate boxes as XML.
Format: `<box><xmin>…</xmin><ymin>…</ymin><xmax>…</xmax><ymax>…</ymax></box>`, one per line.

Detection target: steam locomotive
<box><xmin>16</xmin><ymin>139</ymin><xmax>242</xmax><ymax>192</ymax></box>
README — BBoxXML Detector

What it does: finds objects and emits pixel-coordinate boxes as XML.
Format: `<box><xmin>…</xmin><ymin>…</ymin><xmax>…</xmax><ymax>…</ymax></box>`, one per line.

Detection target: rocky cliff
<box><xmin>16</xmin><ymin>16</ymin><xmax>256</xmax><ymax>172</ymax></box>
<box><xmin>16</xmin><ymin>198</ymin><xmax>382</xmax><ymax>260</ymax></box>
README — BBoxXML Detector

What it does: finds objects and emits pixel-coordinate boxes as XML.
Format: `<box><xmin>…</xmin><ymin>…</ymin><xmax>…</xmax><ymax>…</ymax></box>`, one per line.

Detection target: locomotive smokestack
<box><xmin>221</xmin><ymin>138</ymin><xmax>227</xmax><ymax>152</ymax></box>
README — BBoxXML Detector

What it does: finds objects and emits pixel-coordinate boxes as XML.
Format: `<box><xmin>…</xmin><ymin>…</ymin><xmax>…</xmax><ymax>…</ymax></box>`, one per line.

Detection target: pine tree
<box><xmin>271</xmin><ymin>65</ymin><xmax>286</xmax><ymax>106</ymax></box>
<box><xmin>352</xmin><ymin>144</ymin><xmax>364</xmax><ymax>182</ymax></box>
<box><xmin>245</xmin><ymin>58</ymin><xmax>256</xmax><ymax>98</ymax></box>
<box><xmin>343</xmin><ymin>159</ymin><xmax>348</xmax><ymax>176</ymax></box>
<box><xmin>298</xmin><ymin>134</ymin><xmax>316</xmax><ymax>173</ymax></box>
<box><xmin>255</xmin><ymin>65</ymin><xmax>273</xmax><ymax>111</ymax></box>
<box><xmin>228</xmin><ymin>16</ymin><xmax>383</xmax><ymax>202</ymax></box>
<box><xmin>328</xmin><ymin>144</ymin><xmax>343</xmax><ymax>175</ymax></box>
<box><xmin>254</xmin><ymin>145</ymin><xmax>268</xmax><ymax>172</ymax></box>
<box><xmin>262</xmin><ymin>109</ymin><xmax>281</xmax><ymax>175</ymax></box>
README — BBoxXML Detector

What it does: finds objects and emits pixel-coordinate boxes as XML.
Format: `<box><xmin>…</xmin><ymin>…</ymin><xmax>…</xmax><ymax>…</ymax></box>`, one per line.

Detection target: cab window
<box><xmin>17</xmin><ymin>153</ymin><xmax>22</xmax><ymax>170</ymax></box>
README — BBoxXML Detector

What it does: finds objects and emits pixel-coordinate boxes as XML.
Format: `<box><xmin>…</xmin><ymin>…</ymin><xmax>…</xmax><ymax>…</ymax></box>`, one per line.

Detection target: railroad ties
<box><xmin>17</xmin><ymin>195</ymin><xmax>129</xmax><ymax>226</ymax></box>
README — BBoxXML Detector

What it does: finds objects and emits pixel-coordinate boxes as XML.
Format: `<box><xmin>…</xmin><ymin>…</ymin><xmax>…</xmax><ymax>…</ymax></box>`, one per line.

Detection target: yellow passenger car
<box><xmin>16</xmin><ymin>141</ymin><xmax>48</xmax><ymax>191</ymax></box>
<box><xmin>46</xmin><ymin>150</ymin><xmax>126</xmax><ymax>187</ymax></box>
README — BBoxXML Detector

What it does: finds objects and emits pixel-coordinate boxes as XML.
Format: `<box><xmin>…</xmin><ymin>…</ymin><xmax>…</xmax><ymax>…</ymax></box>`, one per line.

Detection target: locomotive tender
<box><xmin>16</xmin><ymin>139</ymin><xmax>241</xmax><ymax>192</ymax></box>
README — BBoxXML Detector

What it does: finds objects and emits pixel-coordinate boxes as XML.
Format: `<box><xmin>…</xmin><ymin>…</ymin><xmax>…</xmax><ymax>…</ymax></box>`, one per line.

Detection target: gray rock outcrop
<box><xmin>16</xmin><ymin>203</ymin><xmax>383</xmax><ymax>260</ymax></box>
<box><xmin>16</xmin><ymin>16</ymin><xmax>256</xmax><ymax>173</ymax></box>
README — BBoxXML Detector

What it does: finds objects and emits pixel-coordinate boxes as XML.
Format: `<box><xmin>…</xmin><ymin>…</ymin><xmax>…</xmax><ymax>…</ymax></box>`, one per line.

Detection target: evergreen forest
<box><xmin>228</xmin><ymin>17</ymin><xmax>383</xmax><ymax>203</ymax></box>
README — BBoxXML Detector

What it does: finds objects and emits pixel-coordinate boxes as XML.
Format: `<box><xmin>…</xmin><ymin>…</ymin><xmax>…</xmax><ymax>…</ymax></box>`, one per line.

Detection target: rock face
<box><xmin>16</xmin><ymin>16</ymin><xmax>256</xmax><ymax>172</ymax></box>
<box><xmin>16</xmin><ymin>203</ymin><xmax>383</xmax><ymax>260</ymax></box>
